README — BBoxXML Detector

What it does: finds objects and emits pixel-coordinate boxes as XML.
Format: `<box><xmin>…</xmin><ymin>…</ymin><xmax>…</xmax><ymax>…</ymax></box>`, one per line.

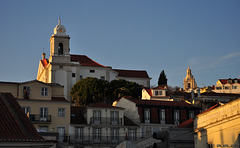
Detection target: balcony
<box><xmin>69</xmin><ymin>134</ymin><xmax>140</xmax><ymax>145</ymax></box>
<box><xmin>90</xmin><ymin>117</ymin><xmax>123</xmax><ymax>125</ymax></box>
<box><xmin>29</xmin><ymin>114</ymin><xmax>51</xmax><ymax>124</ymax></box>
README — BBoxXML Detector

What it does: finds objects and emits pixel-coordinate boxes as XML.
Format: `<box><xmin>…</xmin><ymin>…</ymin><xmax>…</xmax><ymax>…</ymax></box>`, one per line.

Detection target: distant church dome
<box><xmin>54</xmin><ymin>18</ymin><xmax>66</xmax><ymax>35</ymax></box>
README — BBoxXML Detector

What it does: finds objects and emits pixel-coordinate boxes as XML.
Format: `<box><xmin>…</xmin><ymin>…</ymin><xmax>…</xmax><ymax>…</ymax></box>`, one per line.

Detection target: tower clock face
<box><xmin>59</xmin><ymin>29</ymin><xmax>62</xmax><ymax>33</ymax></box>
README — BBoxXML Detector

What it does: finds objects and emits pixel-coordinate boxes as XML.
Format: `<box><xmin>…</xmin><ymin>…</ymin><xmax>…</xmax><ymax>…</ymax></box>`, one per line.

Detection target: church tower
<box><xmin>183</xmin><ymin>67</ymin><xmax>197</xmax><ymax>91</ymax></box>
<box><xmin>37</xmin><ymin>19</ymin><xmax>72</xmax><ymax>100</ymax></box>
<box><xmin>49</xmin><ymin>18</ymin><xmax>70</xmax><ymax>63</ymax></box>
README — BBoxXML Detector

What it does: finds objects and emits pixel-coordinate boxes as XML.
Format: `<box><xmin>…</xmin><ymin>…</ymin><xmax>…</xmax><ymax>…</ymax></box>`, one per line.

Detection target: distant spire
<box><xmin>58</xmin><ymin>15</ymin><xmax>61</xmax><ymax>25</ymax></box>
<box><xmin>58</xmin><ymin>18</ymin><xmax>61</xmax><ymax>25</ymax></box>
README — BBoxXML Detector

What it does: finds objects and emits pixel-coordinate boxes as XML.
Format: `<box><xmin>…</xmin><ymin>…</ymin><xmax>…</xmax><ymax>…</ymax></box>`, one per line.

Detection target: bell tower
<box><xmin>183</xmin><ymin>67</ymin><xmax>197</xmax><ymax>91</ymax></box>
<box><xmin>49</xmin><ymin>18</ymin><xmax>70</xmax><ymax>63</ymax></box>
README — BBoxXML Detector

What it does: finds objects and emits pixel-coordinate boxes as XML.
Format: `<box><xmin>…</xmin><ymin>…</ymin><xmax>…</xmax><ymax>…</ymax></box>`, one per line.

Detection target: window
<box><xmin>216</xmin><ymin>87</ymin><xmax>222</xmax><ymax>90</ymax></box>
<box><xmin>111</xmin><ymin>128</ymin><xmax>119</xmax><ymax>143</ymax></box>
<box><xmin>100</xmin><ymin>76</ymin><xmax>105</xmax><ymax>81</ymax></box>
<box><xmin>23</xmin><ymin>86</ymin><xmax>30</xmax><ymax>98</ymax></box>
<box><xmin>233</xmin><ymin>86</ymin><xmax>237</xmax><ymax>89</ymax></box>
<box><xmin>90</xmin><ymin>70</ymin><xmax>95</xmax><ymax>73</ymax></box>
<box><xmin>93</xmin><ymin>110</ymin><xmax>101</xmax><ymax>124</ymax></box>
<box><xmin>40</xmin><ymin>107</ymin><xmax>48</xmax><ymax>121</ymax></box>
<box><xmin>189</xmin><ymin>110</ymin><xmax>194</xmax><ymax>119</ymax></box>
<box><xmin>159</xmin><ymin>91</ymin><xmax>162</xmax><ymax>95</ymax></box>
<box><xmin>59</xmin><ymin>65</ymin><xmax>63</xmax><ymax>69</ymax></box>
<box><xmin>72</xmin><ymin>73</ymin><xmax>76</xmax><ymax>77</ymax></box>
<box><xmin>22</xmin><ymin>107</ymin><xmax>30</xmax><ymax>114</ymax></box>
<box><xmin>58</xmin><ymin>43</ymin><xmax>63</xmax><ymax>55</ymax></box>
<box><xmin>155</xmin><ymin>90</ymin><xmax>162</xmax><ymax>96</ymax></box>
<box><xmin>57</xmin><ymin>127</ymin><xmax>65</xmax><ymax>142</ymax></box>
<box><xmin>41</xmin><ymin>87</ymin><xmax>48</xmax><ymax>96</ymax></box>
<box><xmin>93</xmin><ymin>128</ymin><xmax>101</xmax><ymax>143</ymax></box>
<box><xmin>58</xmin><ymin>108</ymin><xmax>65</xmax><ymax>117</ymax></box>
<box><xmin>110</xmin><ymin>111</ymin><xmax>119</xmax><ymax>125</ymax></box>
<box><xmin>128</xmin><ymin>129</ymin><xmax>136</xmax><ymax>142</ymax></box>
<box><xmin>144</xmin><ymin>108</ymin><xmax>150</xmax><ymax>123</ymax></box>
<box><xmin>159</xmin><ymin>109</ymin><xmax>165</xmax><ymax>124</ymax></box>
<box><xmin>75</xmin><ymin>127</ymin><xmax>83</xmax><ymax>142</ymax></box>
<box><xmin>79</xmin><ymin>75</ymin><xmax>83</xmax><ymax>80</ymax></box>
<box><xmin>224</xmin><ymin>86</ymin><xmax>230</xmax><ymax>90</ymax></box>
<box><xmin>174</xmin><ymin>110</ymin><xmax>180</xmax><ymax>125</ymax></box>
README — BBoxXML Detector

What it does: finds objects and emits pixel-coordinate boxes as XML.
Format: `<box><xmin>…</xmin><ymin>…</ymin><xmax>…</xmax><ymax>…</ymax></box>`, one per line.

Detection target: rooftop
<box><xmin>0</xmin><ymin>93</ymin><xmax>44</xmax><ymax>142</ymax></box>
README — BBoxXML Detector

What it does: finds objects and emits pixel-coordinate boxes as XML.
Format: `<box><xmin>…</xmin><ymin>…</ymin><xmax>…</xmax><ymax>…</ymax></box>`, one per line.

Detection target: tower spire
<box><xmin>58</xmin><ymin>17</ymin><xmax>61</xmax><ymax>25</ymax></box>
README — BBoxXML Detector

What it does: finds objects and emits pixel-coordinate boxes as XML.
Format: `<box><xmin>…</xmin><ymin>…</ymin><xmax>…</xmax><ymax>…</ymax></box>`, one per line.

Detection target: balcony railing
<box><xmin>69</xmin><ymin>134</ymin><xmax>140</xmax><ymax>145</ymax></box>
<box><xmin>90</xmin><ymin>117</ymin><xmax>123</xmax><ymax>125</ymax></box>
<box><xmin>29</xmin><ymin>114</ymin><xmax>51</xmax><ymax>123</ymax></box>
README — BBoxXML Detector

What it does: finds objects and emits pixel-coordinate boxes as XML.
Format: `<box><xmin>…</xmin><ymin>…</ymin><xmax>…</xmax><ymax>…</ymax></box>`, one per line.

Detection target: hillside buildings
<box><xmin>37</xmin><ymin>19</ymin><xmax>151</xmax><ymax>101</ymax></box>
<box><xmin>213</xmin><ymin>78</ymin><xmax>240</xmax><ymax>94</ymax></box>
<box><xmin>142</xmin><ymin>86</ymin><xmax>170</xmax><ymax>101</ymax></box>
<box><xmin>69</xmin><ymin>102</ymin><xmax>139</xmax><ymax>147</ymax></box>
<box><xmin>0</xmin><ymin>80</ymin><xmax>71</xmax><ymax>143</ymax></box>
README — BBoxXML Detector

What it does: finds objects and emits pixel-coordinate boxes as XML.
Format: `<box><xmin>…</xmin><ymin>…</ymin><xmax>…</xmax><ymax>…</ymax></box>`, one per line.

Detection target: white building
<box><xmin>37</xmin><ymin>19</ymin><xmax>151</xmax><ymax>101</ymax></box>
<box><xmin>70</xmin><ymin>102</ymin><xmax>139</xmax><ymax>148</ymax></box>
<box><xmin>142</xmin><ymin>86</ymin><xmax>170</xmax><ymax>101</ymax></box>
<box><xmin>213</xmin><ymin>78</ymin><xmax>240</xmax><ymax>94</ymax></box>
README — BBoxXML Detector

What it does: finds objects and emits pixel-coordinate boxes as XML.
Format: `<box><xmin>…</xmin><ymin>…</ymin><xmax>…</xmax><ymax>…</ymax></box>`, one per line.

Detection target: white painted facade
<box><xmin>37</xmin><ymin>19</ymin><xmax>151</xmax><ymax>101</ymax></box>
<box><xmin>69</xmin><ymin>104</ymin><xmax>140</xmax><ymax>147</ymax></box>
<box><xmin>213</xmin><ymin>78</ymin><xmax>240</xmax><ymax>94</ymax></box>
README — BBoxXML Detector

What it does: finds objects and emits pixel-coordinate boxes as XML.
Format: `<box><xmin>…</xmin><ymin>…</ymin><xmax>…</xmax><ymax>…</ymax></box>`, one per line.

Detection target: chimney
<box><xmin>42</xmin><ymin>52</ymin><xmax>46</xmax><ymax>60</ymax></box>
<box><xmin>197</xmin><ymin>88</ymin><xmax>200</xmax><ymax>97</ymax></box>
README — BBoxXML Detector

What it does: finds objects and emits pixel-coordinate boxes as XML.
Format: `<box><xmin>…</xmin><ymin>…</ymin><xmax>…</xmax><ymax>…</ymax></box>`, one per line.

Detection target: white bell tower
<box><xmin>49</xmin><ymin>18</ymin><xmax>70</xmax><ymax>63</ymax></box>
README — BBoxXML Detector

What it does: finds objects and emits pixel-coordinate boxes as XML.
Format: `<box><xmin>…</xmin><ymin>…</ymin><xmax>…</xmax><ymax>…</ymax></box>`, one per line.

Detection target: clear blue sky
<box><xmin>1</xmin><ymin>0</ymin><xmax>240</xmax><ymax>87</ymax></box>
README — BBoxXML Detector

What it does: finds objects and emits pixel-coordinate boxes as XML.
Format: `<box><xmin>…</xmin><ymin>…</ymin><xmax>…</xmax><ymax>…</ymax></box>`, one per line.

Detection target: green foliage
<box><xmin>70</xmin><ymin>78</ymin><xmax>142</xmax><ymax>105</ymax></box>
<box><xmin>158</xmin><ymin>70</ymin><xmax>167</xmax><ymax>86</ymax></box>
<box><xmin>70</xmin><ymin>77</ymin><xmax>107</xmax><ymax>105</ymax></box>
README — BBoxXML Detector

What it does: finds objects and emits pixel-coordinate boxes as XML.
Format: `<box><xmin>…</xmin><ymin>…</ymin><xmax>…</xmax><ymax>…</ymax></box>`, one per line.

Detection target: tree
<box><xmin>158</xmin><ymin>70</ymin><xmax>167</xmax><ymax>86</ymax></box>
<box><xmin>70</xmin><ymin>77</ymin><xmax>107</xmax><ymax>105</ymax></box>
<box><xmin>106</xmin><ymin>79</ymin><xmax>142</xmax><ymax>101</ymax></box>
<box><xmin>70</xmin><ymin>78</ymin><xmax>142</xmax><ymax>105</ymax></box>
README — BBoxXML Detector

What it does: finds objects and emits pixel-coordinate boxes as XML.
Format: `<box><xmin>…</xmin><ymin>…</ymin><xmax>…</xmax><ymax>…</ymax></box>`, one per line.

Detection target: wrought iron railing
<box><xmin>90</xmin><ymin>117</ymin><xmax>123</xmax><ymax>125</ymax></box>
<box><xmin>29</xmin><ymin>114</ymin><xmax>51</xmax><ymax>123</ymax></box>
<box><xmin>68</xmin><ymin>134</ymin><xmax>140</xmax><ymax>144</ymax></box>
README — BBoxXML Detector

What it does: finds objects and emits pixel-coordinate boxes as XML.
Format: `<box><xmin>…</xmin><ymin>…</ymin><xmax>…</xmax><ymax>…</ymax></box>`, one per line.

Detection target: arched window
<box><xmin>58</xmin><ymin>43</ymin><xmax>63</xmax><ymax>55</ymax></box>
<box><xmin>188</xmin><ymin>83</ymin><xmax>191</xmax><ymax>88</ymax></box>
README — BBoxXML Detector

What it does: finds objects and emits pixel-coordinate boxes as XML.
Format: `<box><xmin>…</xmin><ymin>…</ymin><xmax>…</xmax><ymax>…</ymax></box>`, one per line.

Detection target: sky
<box><xmin>0</xmin><ymin>0</ymin><xmax>240</xmax><ymax>88</ymax></box>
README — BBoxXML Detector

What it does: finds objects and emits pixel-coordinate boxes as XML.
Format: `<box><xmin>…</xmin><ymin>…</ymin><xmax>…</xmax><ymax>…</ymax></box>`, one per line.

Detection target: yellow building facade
<box><xmin>194</xmin><ymin>98</ymin><xmax>240</xmax><ymax>148</ymax></box>
<box><xmin>0</xmin><ymin>80</ymin><xmax>71</xmax><ymax>142</ymax></box>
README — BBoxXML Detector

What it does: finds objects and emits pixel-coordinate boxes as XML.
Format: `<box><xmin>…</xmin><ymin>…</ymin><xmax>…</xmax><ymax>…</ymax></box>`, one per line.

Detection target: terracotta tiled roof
<box><xmin>0</xmin><ymin>93</ymin><xmax>44</xmax><ymax>141</ymax></box>
<box><xmin>125</xmin><ymin>97</ymin><xmax>194</xmax><ymax>107</ymax></box>
<box><xmin>113</xmin><ymin>69</ymin><xmax>150</xmax><ymax>79</ymax></box>
<box><xmin>40</xmin><ymin>59</ymin><xmax>49</xmax><ymax>67</ymax></box>
<box><xmin>71</xmin><ymin>106</ymin><xmax>87</xmax><ymax>124</ymax></box>
<box><xmin>177</xmin><ymin>103</ymin><xmax>219</xmax><ymax>128</ymax></box>
<box><xmin>88</xmin><ymin>102</ymin><xmax>124</xmax><ymax>109</ymax></box>
<box><xmin>153</xmin><ymin>86</ymin><xmax>166</xmax><ymax>89</ymax></box>
<box><xmin>51</xmin><ymin>97</ymin><xmax>69</xmax><ymax>102</ymax></box>
<box><xmin>0</xmin><ymin>80</ymin><xmax>63</xmax><ymax>87</ymax></box>
<box><xmin>71</xmin><ymin>54</ymin><xmax>106</xmax><ymax>67</ymax></box>
<box><xmin>146</xmin><ymin>88</ymin><xmax>152</xmax><ymax>96</ymax></box>
<box><xmin>219</xmin><ymin>78</ymin><xmax>240</xmax><ymax>84</ymax></box>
